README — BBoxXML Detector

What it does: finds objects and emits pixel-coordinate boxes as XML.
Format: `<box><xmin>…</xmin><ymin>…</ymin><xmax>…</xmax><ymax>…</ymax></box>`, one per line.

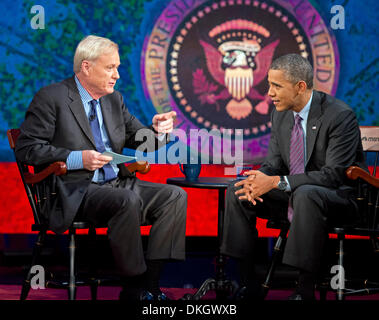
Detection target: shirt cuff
<box><xmin>66</xmin><ymin>151</ymin><xmax>83</xmax><ymax>170</ymax></box>
<box><xmin>284</xmin><ymin>176</ymin><xmax>291</xmax><ymax>192</ymax></box>
<box><xmin>150</xmin><ymin>124</ymin><xmax>166</xmax><ymax>141</ymax></box>
<box><xmin>157</xmin><ymin>133</ymin><xmax>166</xmax><ymax>142</ymax></box>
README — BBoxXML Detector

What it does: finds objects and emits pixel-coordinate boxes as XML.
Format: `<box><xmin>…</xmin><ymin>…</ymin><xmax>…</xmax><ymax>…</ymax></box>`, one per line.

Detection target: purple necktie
<box><xmin>89</xmin><ymin>100</ymin><xmax>117</xmax><ymax>183</ymax></box>
<box><xmin>288</xmin><ymin>114</ymin><xmax>304</xmax><ymax>221</ymax></box>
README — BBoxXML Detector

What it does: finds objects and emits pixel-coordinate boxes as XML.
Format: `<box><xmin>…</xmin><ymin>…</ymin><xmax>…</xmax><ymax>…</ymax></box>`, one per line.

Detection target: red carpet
<box><xmin>1</xmin><ymin>285</ymin><xmax>378</xmax><ymax>300</ymax></box>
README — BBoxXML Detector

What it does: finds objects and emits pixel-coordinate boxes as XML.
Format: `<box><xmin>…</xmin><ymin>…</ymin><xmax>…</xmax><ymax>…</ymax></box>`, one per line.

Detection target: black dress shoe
<box><xmin>119</xmin><ymin>289</ymin><xmax>154</xmax><ymax>301</ymax></box>
<box><xmin>140</xmin><ymin>290</ymin><xmax>155</xmax><ymax>300</ymax></box>
<box><xmin>155</xmin><ymin>292</ymin><xmax>169</xmax><ymax>300</ymax></box>
<box><xmin>233</xmin><ymin>286</ymin><xmax>247</xmax><ymax>301</ymax></box>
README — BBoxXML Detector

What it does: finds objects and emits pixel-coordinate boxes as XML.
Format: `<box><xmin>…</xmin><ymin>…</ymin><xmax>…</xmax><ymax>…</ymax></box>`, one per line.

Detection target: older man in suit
<box><xmin>220</xmin><ymin>53</ymin><xmax>367</xmax><ymax>300</ymax></box>
<box><xmin>15</xmin><ymin>35</ymin><xmax>187</xmax><ymax>300</ymax></box>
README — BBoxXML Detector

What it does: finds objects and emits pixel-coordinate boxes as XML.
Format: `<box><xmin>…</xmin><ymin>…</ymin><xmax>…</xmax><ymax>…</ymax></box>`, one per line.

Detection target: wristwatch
<box><xmin>277</xmin><ymin>176</ymin><xmax>288</xmax><ymax>191</ymax></box>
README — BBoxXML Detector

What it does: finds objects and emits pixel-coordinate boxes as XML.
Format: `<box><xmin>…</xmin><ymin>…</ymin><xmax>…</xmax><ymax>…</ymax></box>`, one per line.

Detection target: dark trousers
<box><xmin>78</xmin><ymin>176</ymin><xmax>187</xmax><ymax>277</ymax></box>
<box><xmin>220</xmin><ymin>181</ymin><xmax>358</xmax><ymax>273</ymax></box>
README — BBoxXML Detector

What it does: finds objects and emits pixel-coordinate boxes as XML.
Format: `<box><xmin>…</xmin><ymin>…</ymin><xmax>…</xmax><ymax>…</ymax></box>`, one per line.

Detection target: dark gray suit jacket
<box><xmin>16</xmin><ymin>76</ymin><xmax>164</xmax><ymax>233</ymax></box>
<box><xmin>259</xmin><ymin>90</ymin><xmax>367</xmax><ymax>191</ymax></box>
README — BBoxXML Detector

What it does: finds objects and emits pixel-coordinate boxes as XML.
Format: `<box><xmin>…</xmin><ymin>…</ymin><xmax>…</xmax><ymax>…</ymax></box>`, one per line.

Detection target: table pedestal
<box><xmin>167</xmin><ymin>177</ymin><xmax>237</xmax><ymax>300</ymax></box>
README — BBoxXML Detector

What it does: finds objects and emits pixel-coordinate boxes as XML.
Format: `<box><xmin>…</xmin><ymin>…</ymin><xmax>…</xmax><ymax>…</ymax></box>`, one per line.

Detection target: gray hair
<box><xmin>270</xmin><ymin>53</ymin><xmax>313</xmax><ymax>89</ymax></box>
<box><xmin>73</xmin><ymin>35</ymin><xmax>119</xmax><ymax>73</ymax></box>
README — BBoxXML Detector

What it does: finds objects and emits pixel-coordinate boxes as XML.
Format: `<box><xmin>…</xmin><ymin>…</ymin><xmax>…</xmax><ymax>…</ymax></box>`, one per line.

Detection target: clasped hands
<box><xmin>82</xmin><ymin>111</ymin><xmax>177</xmax><ymax>171</ymax></box>
<box><xmin>234</xmin><ymin>170</ymin><xmax>279</xmax><ymax>205</ymax></box>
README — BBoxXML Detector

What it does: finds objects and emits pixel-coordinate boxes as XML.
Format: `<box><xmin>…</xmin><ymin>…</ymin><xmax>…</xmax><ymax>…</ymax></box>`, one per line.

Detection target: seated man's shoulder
<box><xmin>318</xmin><ymin>90</ymin><xmax>354</xmax><ymax>115</ymax></box>
<box><xmin>36</xmin><ymin>77</ymin><xmax>73</xmax><ymax>98</ymax></box>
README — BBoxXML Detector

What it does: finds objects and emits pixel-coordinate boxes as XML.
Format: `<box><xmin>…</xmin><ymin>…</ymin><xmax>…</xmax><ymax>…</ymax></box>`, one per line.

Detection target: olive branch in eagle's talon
<box><xmin>192</xmin><ymin>68</ymin><xmax>229</xmax><ymax>112</ymax></box>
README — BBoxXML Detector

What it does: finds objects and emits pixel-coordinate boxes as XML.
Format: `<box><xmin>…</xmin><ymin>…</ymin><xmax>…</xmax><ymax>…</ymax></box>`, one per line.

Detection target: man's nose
<box><xmin>113</xmin><ymin>69</ymin><xmax>120</xmax><ymax>79</ymax></box>
<box><xmin>268</xmin><ymin>86</ymin><xmax>275</xmax><ymax>97</ymax></box>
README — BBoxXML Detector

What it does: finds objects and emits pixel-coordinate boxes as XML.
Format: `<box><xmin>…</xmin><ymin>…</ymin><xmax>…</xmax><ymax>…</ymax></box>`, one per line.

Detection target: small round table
<box><xmin>166</xmin><ymin>177</ymin><xmax>237</xmax><ymax>300</ymax></box>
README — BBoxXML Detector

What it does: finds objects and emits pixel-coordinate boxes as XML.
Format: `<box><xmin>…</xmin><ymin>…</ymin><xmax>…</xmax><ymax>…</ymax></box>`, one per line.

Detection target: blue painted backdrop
<box><xmin>0</xmin><ymin>0</ymin><xmax>378</xmax><ymax>162</ymax></box>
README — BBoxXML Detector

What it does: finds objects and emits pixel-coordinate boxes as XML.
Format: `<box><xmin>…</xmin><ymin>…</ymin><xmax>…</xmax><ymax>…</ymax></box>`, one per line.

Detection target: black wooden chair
<box><xmin>320</xmin><ymin>126</ymin><xmax>379</xmax><ymax>300</ymax></box>
<box><xmin>261</xmin><ymin>219</ymin><xmax>290</xmax><ymax>298</ymax></box>
<box><xmin>7</xmin><ymin>128</ymin><xmax>151</xmax><ymax>300</ymax></box>
<box><xmin>261</xmin><ymin>126</ymin><xmax>379</xmax><ymax>300</ymax></box>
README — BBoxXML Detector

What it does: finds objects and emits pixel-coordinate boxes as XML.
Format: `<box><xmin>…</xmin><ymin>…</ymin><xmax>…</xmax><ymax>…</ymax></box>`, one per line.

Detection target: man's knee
<box><xmin>175</xmin><ymin>185</ymin><xmax>187</xmax><ymax>200</ymax></box>
<box><xmin>104</xmin><ymin>190</ymin><xmax>142</xmax><ymax>230</ymax></box>
<box><xmin>226</xmin><ymin>180</ymin><xmax>240</xmax><ymax>201</ymax></box>
<box><xmin>107</xmin><ymin>190</ymin><xmax>142</xmax><ymax>217</ymax></box>
<box><xmin>292</xmin><ymin>185</ymin><xmax>327</xmax><ymax>214</ymax></box>
<box><xmin>293</xmin><ymin>185</ymin><xmax>324</xmax><ymax>202</ymax></box>
<box><xmin>165</xmin><ymin>184</ymin><xmax>187</xmax><ymax>203</ymax></box>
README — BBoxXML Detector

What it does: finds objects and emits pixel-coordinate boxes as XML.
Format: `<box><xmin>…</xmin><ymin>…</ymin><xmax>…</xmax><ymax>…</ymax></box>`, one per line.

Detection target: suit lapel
<box><xmin>305</xmin><ymin>91</ymin><xmax>322</xmax><ymax>166</ymax></box>
<box><xmin>99</xmin><ymin>95</ymin><xmax>117</xmax><ymax>150</ymax></box>
<box><xmin>282</xmin><ymin>111</ymin><xmax>294</xmax><ymax>167</ymax></box>
<box><xmin>66</xmin><ymin>77</ymin><xmax>96</xmax><ymax>148</ymax></box>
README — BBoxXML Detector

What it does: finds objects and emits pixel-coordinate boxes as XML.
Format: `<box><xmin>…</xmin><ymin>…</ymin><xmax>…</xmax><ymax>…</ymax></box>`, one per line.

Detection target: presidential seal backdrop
<box><xmin>142</xmin><ymin>0</ymin><xmax>339</xmax><ymax>164</ymax></box>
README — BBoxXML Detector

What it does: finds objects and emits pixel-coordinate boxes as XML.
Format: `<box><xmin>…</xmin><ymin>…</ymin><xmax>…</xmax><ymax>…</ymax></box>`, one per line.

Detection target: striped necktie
<box><xmin>288</xmin><ymin>114</ymin><xmax>304</xmax><ymax>221</ymax></box>
<box><xmin>89</xmin><ymin>99</ymin><xmax>117</xmax><ymax>183</ymax></box>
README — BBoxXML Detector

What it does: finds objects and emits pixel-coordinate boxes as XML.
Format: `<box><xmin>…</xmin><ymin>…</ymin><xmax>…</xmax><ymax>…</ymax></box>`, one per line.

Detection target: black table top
<box><xmin>166</xmin><ymin>177</ymin><xmax>236</xmax><ymax>189</ymax></box>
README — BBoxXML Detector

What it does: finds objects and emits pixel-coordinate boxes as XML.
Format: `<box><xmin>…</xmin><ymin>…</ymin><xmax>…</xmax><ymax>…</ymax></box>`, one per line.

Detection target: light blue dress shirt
<box><xmin>66</xmin><ymin>76</ymin><xmax>119</xmax><ymax>183</ymax></box>
<box><xmin>284</xmin><ymin>91</ymin><xmax>313</xmax><ymax>191</ymax></box>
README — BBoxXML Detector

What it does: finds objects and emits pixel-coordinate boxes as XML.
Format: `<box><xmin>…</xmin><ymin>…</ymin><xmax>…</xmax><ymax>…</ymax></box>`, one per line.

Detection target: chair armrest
<box><xmin>346</xmin><ymin>166</ymin><xmax>379</xmax><ymax>188</ymax></box>
<box><xmin>125</xmin><ymin>161</ymin><xmax>151</xmax><ymax>175</ymax></box>
<box><xmin>23</xmin><ymin>160</ymin><xmax>150</xmax><ymax>185</ymax></box>
<box><xmin>24</xmin><ymin>161</ymin><xmax>67</xmax><ymax>184</ymax></box>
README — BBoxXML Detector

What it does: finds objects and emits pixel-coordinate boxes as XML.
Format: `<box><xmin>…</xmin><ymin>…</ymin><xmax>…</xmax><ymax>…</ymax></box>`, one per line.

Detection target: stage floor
<box><xmin>1</xmin><ymin>284</ymin><xmax>379</xmax><ymax>301</ymax></box>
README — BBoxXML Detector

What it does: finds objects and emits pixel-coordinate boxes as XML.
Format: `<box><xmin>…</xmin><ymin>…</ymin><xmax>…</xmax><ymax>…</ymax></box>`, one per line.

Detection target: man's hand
<box><xmin>234</xmin><ymin>170</ymin><xmax>279</xmax><ymax>205</ymax></box>
<box><xmin>82</xmin><ymin>150</ymin><xmax>112</xmax><ymax>171</ymax></box>
<box><xmin>152</xmin><ymin>111</ymin><xmax>177</xmax><ymax>134</ymax></box>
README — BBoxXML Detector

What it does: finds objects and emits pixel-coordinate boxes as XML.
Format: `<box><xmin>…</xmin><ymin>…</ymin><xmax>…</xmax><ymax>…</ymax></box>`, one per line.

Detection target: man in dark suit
<box><xmin>15</xmin><ymin>35</ymin><xmax>187</xmax><ymax>300</ymax></box>
<box><xmin>220</xmin><ymin>53</ymin><xmax>367</xmax><ymax>300</ymax></box>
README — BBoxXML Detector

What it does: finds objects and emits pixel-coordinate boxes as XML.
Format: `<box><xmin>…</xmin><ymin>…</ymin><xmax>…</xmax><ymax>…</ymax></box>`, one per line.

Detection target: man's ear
<box><xmin>81</xmin><ymin>60</ymin><xmax>91</xmax><ymax>76</ymax></box>
<box><xmin>297</xmin><ymin>80</ymin><xmax>307</xmax><ymax>94</ymax></box>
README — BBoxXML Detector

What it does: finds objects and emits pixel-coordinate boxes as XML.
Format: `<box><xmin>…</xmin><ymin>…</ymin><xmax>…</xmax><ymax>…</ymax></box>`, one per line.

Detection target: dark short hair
<box><xmin>270</xmin><ymin>53</ymin><xmax>313</xmax><ymax>89</ymax></box>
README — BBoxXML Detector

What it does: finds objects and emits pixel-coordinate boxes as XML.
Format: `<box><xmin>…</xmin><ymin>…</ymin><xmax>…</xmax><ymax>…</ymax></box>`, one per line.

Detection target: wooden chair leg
<box><xmin>88</xmin><ymin>227</ymin><xmax>98</xmax><ymax>301</ymax></box>
<box><xmin>90</xmin><ymin>282</ymin><xmax>98</xmax><ymax>301</ymax></box>
<box><xmin>262</xmin><ymin>226</ymin><xmax>288</xmax><ymax>298</ymax></box>
<box><xmin>20</xmin><ymin>231</ymin><xmax>45</xmax><ymax>300</ymax></box>
<box><xmin>336</xmin><ymin>234</ymin><xmax>345</xmax><ymax>301</ymax></box>
<box><xmin>68</xmin><ymin>229</ymin><xmax>77</xmax><ymax>300</ymax></box>
<box><xmin>318</xmin><ymin>281</ymin><xmax>329</xmax><ymax>301</ymax></box>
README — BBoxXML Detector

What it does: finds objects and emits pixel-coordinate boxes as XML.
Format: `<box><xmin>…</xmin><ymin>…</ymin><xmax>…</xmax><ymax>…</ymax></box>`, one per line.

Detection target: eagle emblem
<box><xmin>194</xmin><ymin>19</ymin><xmax>279</xmax><ymax>120</ymax></box>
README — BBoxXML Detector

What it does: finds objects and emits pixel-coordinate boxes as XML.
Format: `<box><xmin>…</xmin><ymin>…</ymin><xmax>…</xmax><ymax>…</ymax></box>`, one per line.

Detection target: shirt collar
<box><xmin>74</xmin><ymin>75</ymin><xmax>96</xmax><ymax>104</ymax></box>
<box><xmin>294</xmin><ymin>90</ymin><xmax>313</xmax><ymax>120</ymax></box>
